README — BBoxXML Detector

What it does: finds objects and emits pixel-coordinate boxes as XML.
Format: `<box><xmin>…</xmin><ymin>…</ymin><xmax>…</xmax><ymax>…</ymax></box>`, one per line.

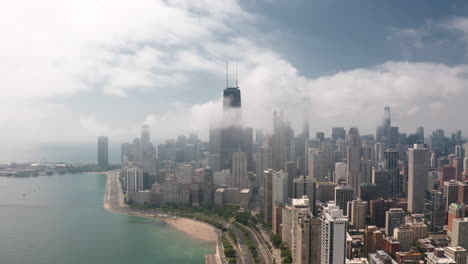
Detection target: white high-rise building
<box><xmin>178</xmin><ymin>164</ymin><xmax>193</xmax><ymax>184</ymax></box>
<box><xmin>347</xmin><ymin>128</ymin><xmax>361</xmax><ymax>197</ymax></box>
<box><xmin>393</xmin><ymin>227</ymin><xmax>413</xmax><ymax>252</ymax></box>
<box><xmin>272</xmin><ymin>171</ymin><xmax>288</xmax><ymax>204</ymax></box>
<box><xmin>122</xmin><ymin>167</ymin><xmax>144</xmax><ymax>192</ymax></box>
<box><xmin>321</xmin><ymin>202</ymin><xmax>348</xmax><ymax>264</ymax></box>
<box><xmin>231</xmin><ymin>151</ymin><xmax>249</xmax><ymax>189</ymax></box>
<box><xmin>374</xmin><ymin>142</ymin><xmax>385</xmax><ymax>162</ymax></box>
<box><xmin>334</xmin><ymin>162</ymin><xmax>347</xmax><ymax>184</ymax></box>
<box><xmin>408</xmin><ymin>144</ymin><xmax>429</xmax><ymax>213</ymax></box>
<box><xmin>291</xmin><ymin>197</ymin><xmax>311</xmax><ymax>263</ymax></box>
<box><xmin>350</xmin><ymin>199</ymin><xmax>367</xmax><ymax>230</ymax></box>
<box><xmin>213</xmin><ymin>170</ymin><xmax>230</xmax><ymax>186</ymax></box>
<box><xmin>445</xmin><ymin>246</ymin><xmax>467</xmax><ymax>264</ymax></box>
<box><xmin>431</xmin><ymin>152</ymin><xmax>437</xmax><ymax>169</ymax></box>
<box><xmin>282</xmin><ymin>196</ymin><xmax>322</xmax><ymax>264</ymax></box>
<box><xmin>452</xmin><ymin>218</ymin><xmax>468</xmax><ymax>250</ymax></box>
<box><xmin>260</xmin><ymin>145</ymin><xmax>271</xmax><ymax>186</ymax></box>
<box><xmin>309</xmin><ymin>149</ymin><xmax>327</xmax><ymax>182</ymax></box>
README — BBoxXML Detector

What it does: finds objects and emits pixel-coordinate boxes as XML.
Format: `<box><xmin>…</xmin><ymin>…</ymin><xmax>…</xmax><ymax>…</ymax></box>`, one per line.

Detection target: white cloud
<box><xmin>1</xmin><ymin>0</ymin><xmax>468</xmax><ymax>157</ymax></box>
<box><xmin>387</xmin><ymin>28</ymin><xmax>425</xmax><ymax>49</ymax></box>
<box><xmin>0</xmin><ymin>0</ymin><xmax>248</xmax><ymax>100</ymax></box>
<box><xmin>443</xmin><ymin>16</ymin><xmax>468</xmax><ymax>52</ymax></box>
<box><xmin>143</xmin><ymin>59</ymin><xmax>468</xmax><ymax>140</ymax></box>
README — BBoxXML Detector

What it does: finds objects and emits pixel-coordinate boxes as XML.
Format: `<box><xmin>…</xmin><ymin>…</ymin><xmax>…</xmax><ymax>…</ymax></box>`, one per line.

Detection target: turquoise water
<box><xmin>0</xmin><ymin>174</ymin><xmax>213</xmax><ymax>264</ymax></box>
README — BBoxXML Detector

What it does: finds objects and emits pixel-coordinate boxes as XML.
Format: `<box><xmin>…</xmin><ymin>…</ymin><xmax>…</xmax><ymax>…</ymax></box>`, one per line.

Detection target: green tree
<box><xmin>224</xmin><ymin>247</ymin><xmax>236</xmax><ymax>258</ymax></box>
<box><xmin>270</xmin><ymin>233</ymin><xmax>282</xmax><ymax>248</ymax></box>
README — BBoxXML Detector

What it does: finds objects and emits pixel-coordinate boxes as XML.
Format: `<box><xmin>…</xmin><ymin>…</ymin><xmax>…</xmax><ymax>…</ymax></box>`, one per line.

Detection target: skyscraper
<box><xmin>444</xmin><ymin>180</ymin><xmax>459</xmax><ymax>211</ymax></box>
<box><xmin>309</xmin><ymin>149</ymin><xmax>327</xmax><ymax>182</ymax></box>
<box><xmin>290</xmin><ymin>197</ymin><xmax>311</xmax><ymax>264</ymax></box>
<box><xmin>271</xmin><ymin>110</ymin><xmax>293</xmax><ymax>171</ymax></box>
<box><xmin>335</xmin><ymin>184</ymin><xmax>353</xmax><ymax>216</ymax></box>
<box><xmin>321</xmin><ymin>202</ymin><xmax>348</xmax><ymax>264</ymax></box>
<box><xmin>350</xmin><ymin>199</ymin><xmax>367</xmax><ymax>230</ymax></box>
<box><xmin>334</xmin><ymin>162</ymin><xmax>347</xmax><ymax>184</ymax></box>
<box><xmin>383</xmin><ymin>106</ymin><xmax>391</xmax><ymax>135</ymax></box>
<box><xmin>122</xmin><ymin>167</ymin><xmax>144</xmax><ymax>192</ymax></box>
<box><xmin>272</xmin><ymin>170</ymin><xmax>288</xmax><ymax>204</ymax></box>
<box><xmin>448</xmin><ymin>203</ymin><xmax>465</xmax><ymax>236</ymax></box>
<box><xmin>445</xmin><ymin>246</ymin><xmax>467</xmax><ymax>264</ymax></box>
<box><xmin>208</xmin><ymin>126</ymin><xmax>221</xmax><ymax>155</ymax></box>
<box><xmin>408</xmin><ymin>144</ymin><xmax>429</xmax><ymax>213</ymax></box>
<box><xmin>370</xmin><ymin>199</ymin><xmax>393</xmax><ymax>228</ymax></box>
<box><xmin>385</xmin><ymin>208</ymin><xmax>405</xmax><ymax>237</ymax></box>
<box><xmin>385</xmin><ymin>149</ymin><xmax>401</xmax><ymax>198</ymax></box>
<box><xmin>141</xmin><ymin>124</ymin><xmax>150</xmax><ymax>143</ymax></box>
<box><xmin>376</xmin><ymin>106</ymin><xmax>391</xmax><ymax>143</ymax></box>
<box><xmin>202</xmin><ymin>167</ymin><xmax>214</xmax><ymax>205</ymax></box>
<box><xmin>459</xmin><ymin>181</ymin><xmax>468</xmax><ymax>204</ymax></box>
<box><xmin>121</xmin><ymin>142</ymin><xmax>131</xmax><ymax>163</ymax></box>
<box><xmin>98</xmin><ymin>136</ymin><xmax>109</xmax><ymax>169</ymax></box>
<box><xmin>223</xmin><ymin>86</ymin><xmax>241</xmax><ymax>109</ymax></box>
<box><xmin>303</xmin><ymin>120</ymin><xmax>310</xmax><ymax>139</ymax></box>
<box><xmin>264</xmin><ymin>169</ymin><xmax>273</xmax><ymax>223</ymax></box>
<box><xmin>364</xmin><ymin>226</ymin><xmax>384</xmax><ymax>254</ymax></box>
<box><xmin>258</xmin><ymin>145</ymin><xmax>271</xmax><ymax>187</ymax></box>
<box><xmin>132</xmin><ymin>138</ymin><xmax>142</xmax><ymax>163</ymax></box>
<box><xmin>416</xmin><ymin>127</ymin><xmax>424</xmax><ymax>144</ymax></box>
<box><xmin>332</xmin><ymin>127</ymin><xmax>346</xmax><ymax>142</ymax></box>
<box><xmin>453</xmin><ymin>157</ymin><xmax>464</xmax><ymax>181</ymax></box>
<box><xmin>372</xmin><ymin>168</ymin><xmax>389</xmax><ymax>198</ymax></box>
<box><xmin>220</xmin><ymin>83</ymin><xmax>243</xmax><ymax>170</ymax></box>
<box><xmin>286</xmin><ymin>161</ymin><xmax>297</xmax><ymax>199</ymax></box>
<box><xmin>440</xmin><ymin>165</ymin><xmax>456</xmax><ymax>184</ymax></box>
<box><xmin>424</xmin><ymin>190</ymin><xmax>446</xmax><ymax>233</ymax></box>
<box><xmin>140</xmin><ymin>125</ymin><xmax>158</xmax><ymax>185</ymax></box>
<box><xmin>231</xmin><ymin>151</ymin><xmax>248</xmax><ymax>189</ymax></box>
<box><xmin>388</xmin><ymin>127</ymin><xmax>399</xmax><ymax>149</ymax></box>
<box><xmin>178</xmin><ymin>164</ymin><xmax>193</xmax><ymax>184</ymax></box>
<box><xmin>406</xmin><ymin>214</ymin><xmax>428</xmax><ymax>241</ymax></box>
<box><xmin>347</xmin><ymin>128</ymin><xmax>361</xmax><ymax>197</ymax></box>
<box><xmin>282</xmin><ymin>196</ymin><xmax>321</xmax><ymax>264</ymax></box>
<box><xmin>393</xmin><ymin>227</ymin><xmax>413</xmax><ymax>252</ymax></box>
<box><xmin>292</xmin><ymin>210</ymin><xmax>322</xmax><ymax>264</ymax></box>
<box><xmin>452</xmin><ymin>218</ymin><xmax>468</xmax><ymax>250</ymax></box>
<box><xmin>293</xmin><ymin>176</ymin><xmax>316</xmax><ymax>214</ymax></box>
<box><xmin>464</xmin><ymin>157</ymin><xmax>468</xmax><ymax>174</ymax></box>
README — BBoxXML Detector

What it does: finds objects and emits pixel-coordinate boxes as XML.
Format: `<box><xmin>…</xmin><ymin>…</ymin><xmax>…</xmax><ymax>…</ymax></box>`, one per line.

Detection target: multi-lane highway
<box><xmin>231</xmin><ymin>225</ymin><xmax>254</xmax><ymax>264</ymax></box>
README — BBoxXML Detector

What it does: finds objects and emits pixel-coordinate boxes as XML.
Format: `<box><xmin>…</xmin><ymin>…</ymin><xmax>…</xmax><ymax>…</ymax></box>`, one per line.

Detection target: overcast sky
<box><xmin>2</xmin><ymin>0</ymin><xmax>468</xmax><ymax>161</ymax></box>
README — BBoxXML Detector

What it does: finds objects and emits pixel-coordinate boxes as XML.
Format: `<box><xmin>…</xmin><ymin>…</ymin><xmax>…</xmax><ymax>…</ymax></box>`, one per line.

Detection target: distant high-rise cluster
<box><xmin>98</xmin><ymin>80</ymin><xmax>468</xmax><ymax>264</ymax></box>
<box><xmin>97</xmin><ymin>136</ymin><xmax>108</xmax><ymax>169</ymax></box>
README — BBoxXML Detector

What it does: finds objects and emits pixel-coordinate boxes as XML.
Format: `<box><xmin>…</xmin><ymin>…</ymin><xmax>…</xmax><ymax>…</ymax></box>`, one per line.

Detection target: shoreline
<box><xmin>101</xmin><ymin>170</ymin><xmax>220</xmax><ymax>247</ymax></box>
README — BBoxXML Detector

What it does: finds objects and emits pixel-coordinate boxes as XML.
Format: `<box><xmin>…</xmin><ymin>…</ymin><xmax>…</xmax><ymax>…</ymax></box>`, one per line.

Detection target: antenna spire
<box><xmin>236</xmin><ymin>63</ymin><xmax>238</xmax><ymax>88</ymax></box>
<box><xmin>226</xmin><ymin>59</ymin><xmax>229</xmax><ymax>88</ymax></box>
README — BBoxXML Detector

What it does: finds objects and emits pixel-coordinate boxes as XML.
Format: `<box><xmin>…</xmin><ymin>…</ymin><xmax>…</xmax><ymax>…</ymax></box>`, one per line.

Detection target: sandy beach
<box><xmin>165</xmin><ymin>217</ymin><xmax>218</xmax><ymax>244</ymax></box>
<box><xmin>102</xmin><ymin>170</ymin><xmax>219</xmax><ymax>245</ymax></box>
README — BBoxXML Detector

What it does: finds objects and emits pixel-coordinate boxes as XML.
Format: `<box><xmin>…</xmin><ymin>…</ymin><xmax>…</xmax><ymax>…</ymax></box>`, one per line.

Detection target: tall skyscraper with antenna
<box><xmin>220</xmin><ymin>61</ymin><xmax>245</xmax><ymax>170</ymax></box>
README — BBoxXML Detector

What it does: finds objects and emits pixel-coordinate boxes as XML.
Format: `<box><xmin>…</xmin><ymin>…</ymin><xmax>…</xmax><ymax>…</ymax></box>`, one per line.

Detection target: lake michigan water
<box><xmin>0</xmin><ymin>173</ymin><xmax>213</xmax><ymax>264</ymax></box>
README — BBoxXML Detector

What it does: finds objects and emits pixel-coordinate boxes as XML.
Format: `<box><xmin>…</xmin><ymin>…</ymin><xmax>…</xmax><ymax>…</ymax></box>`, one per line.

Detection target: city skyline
<box><xmin>6</xmin><ymin>2</ymin><xmax>468</xmax><ymax>264</ymax></box>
